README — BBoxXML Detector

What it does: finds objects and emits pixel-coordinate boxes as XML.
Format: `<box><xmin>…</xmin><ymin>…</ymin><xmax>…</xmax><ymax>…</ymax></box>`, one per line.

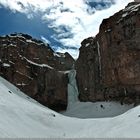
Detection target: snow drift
<box><xmin>0</xmin><ymin>76</ymin><xmax>140</xmax><ymax>138</ymax></box>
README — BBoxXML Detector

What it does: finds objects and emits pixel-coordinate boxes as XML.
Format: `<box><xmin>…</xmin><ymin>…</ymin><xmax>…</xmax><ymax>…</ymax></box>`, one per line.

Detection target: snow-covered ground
<box><xmin>63</xmin><ymin>70</ymin><xmax>133</xmax><ymax>118</ymax></box>
<box><xmin>62</xmin><ymin>101</ymin><xmax>134</xmax><ymax>118</ymax></box>
<box><xmin>0</xmin><ymin>76</ymin><xmax>140</xmax><ymax>138</ymax></box>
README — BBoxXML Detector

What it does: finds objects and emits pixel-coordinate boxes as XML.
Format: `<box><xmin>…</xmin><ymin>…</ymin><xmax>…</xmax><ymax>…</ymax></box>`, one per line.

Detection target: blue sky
<box><xmin>0</xmin><ymin>0</ymin><xmax>133</xmax><ymax>58</ymax></box>
<box><xmin>0</xmin><ymin>6</ymin><xmax>62</xmax><ymax>50</ymax></box>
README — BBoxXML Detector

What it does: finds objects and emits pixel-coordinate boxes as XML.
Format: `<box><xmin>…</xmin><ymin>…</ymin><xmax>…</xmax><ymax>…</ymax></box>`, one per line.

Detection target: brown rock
<box><xmin>76</xmin><ymin>2</ymin><xmax>140</xmax><ymax>104</ymax></box>
<box><xmin>0</xmin><ymin>33</ymin><xmax>74</xmax><ymax>111</ymax></box>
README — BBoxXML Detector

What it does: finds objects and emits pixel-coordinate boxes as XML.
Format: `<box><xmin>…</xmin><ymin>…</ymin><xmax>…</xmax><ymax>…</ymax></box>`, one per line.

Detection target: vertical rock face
<box><xmin>134</xmin><ymin>0</ymin><xmax>140</xmax><ymax>2</ymax></box>
<box><xmin>76</xmin><ymin>2</ymin><xmax>140</xmax><ymax>104</ymax></box>
<box><xmin>76</xmin><ymin>37</ymin><xmax>103</xmax><ymax>102</ymax></box>
<box><xmin>0</xmin><ymin>33</ymin><xmax>74</xmax><ymax>111</ymax></box>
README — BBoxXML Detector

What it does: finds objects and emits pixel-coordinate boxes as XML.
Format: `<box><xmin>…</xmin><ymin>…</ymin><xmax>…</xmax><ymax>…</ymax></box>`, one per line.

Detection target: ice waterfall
<box><xmin>67</xmin><ymin>69</ymin><xmax>79</xmax><ymax>109</ymax></box>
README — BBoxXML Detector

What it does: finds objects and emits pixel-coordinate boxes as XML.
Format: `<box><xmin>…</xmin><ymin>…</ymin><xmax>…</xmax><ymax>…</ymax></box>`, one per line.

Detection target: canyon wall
<box><xmin>76</xmin><ymin>2</ymin><xmax>140</xmax><ymax>105</ymax></box>
<box><xmin>0</xmin><ymin>33</ymin><xmax>74</xmax><ymax>111</ymax></box>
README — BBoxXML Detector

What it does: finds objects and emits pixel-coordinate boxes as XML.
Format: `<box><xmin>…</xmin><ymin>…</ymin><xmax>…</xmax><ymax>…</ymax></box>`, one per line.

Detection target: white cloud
<box><xmin>41</xmin><ymin>36</ymin><xmax>51</xmax><ymax>44</ymax></box>
<box><xmin>0</xmin><ymin>0</ymin><xmax>134</xmax><ymax>58</ymax></box>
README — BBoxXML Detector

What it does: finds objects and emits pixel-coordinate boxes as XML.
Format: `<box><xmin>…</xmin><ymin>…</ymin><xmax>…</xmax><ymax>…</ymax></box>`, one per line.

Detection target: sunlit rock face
<box><xmin>134</xmin><ymin>0</ymin><xmax>140</xmax><ymax>2</ymax></box>
<box><xmin>0</xmin><ymin>33</ymin><xmax>75</xmax><ymax>111</ymax></box>
<box><xmin>76</xmin><ymin>2</ymin><xmax>140</xmax><ymax>105</ymax></box>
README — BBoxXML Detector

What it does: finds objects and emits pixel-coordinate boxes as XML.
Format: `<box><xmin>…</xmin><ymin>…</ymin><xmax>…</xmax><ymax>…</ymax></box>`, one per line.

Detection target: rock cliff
<box><xmin>0</xmin><ymin>33</ymin><xmax>74</xmax><ymax>111</ymax></box>
<box><xmin>0</xmin><ymin>2</ymin><xmax>140</xmax><ymax>111</ymax></box>
<box><xmin>76</xmin><ymin>2</ymin><xmax>140</xmax><ymax>105</ymax></box>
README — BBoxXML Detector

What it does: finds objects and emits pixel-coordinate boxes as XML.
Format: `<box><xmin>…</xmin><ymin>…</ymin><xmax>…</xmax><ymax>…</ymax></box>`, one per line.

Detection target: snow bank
<box><xmin>62</xmin><ymin>101</ymin><xmax>133</xmax><ymax>118</ymax></box>
<box><xmin>0</xmin><ymin>76</ymin><xmax>140</xmax><ymax>138</ymax></box>
<box><xmin>63</xmin><ymin>70</ymin><xmax>133</xmax><ymax>118</ymax></box>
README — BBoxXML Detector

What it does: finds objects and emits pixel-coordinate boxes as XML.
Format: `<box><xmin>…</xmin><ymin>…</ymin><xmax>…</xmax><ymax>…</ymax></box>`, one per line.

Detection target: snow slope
<box><xmin>62</xmin><ymin>101</ymin><xmax>134</xmax><ymax>118</ymax></box>
<box><xmin>0</xmin><ymin>76</ymin><xmax>140</xmax><ymax>138</ymax></box>
<box><xmin>63</xmin><ymin>70</ymin><xmax>133</xmax><ymax>118</ymax></box>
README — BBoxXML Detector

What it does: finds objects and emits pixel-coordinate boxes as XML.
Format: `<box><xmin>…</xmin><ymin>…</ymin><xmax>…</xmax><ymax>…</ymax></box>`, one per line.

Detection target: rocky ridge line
<box><xmin>0</xmin><ymin>33</ymin><xmax>75</xmax><ymax>111</ymax></box>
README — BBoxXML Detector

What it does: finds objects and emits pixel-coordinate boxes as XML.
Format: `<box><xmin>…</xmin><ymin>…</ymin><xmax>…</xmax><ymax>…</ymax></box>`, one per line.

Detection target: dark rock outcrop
<box><xmin>76</xmin><ymin>2</ymin><xmax>140</xmax><ymax>105</ymax></box>
<box><xmin>0</xmin><ymin>33</ymin><xmax>74</xmax><ymax>111</ymax></box>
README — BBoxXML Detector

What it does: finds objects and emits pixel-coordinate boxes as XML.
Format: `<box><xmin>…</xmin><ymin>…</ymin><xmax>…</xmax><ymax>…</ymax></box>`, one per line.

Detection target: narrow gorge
<box><xmin>0</xmin><ymin>2</ymin><xmax>140</xmax><ymax>116</ymax></box>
